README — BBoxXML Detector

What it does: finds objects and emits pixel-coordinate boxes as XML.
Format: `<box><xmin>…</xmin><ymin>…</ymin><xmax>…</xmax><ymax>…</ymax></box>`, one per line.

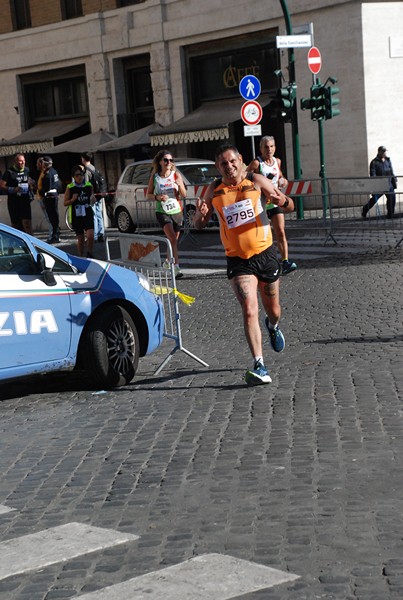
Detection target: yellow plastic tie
<box><xmin>152</xmin><ymin>285</ymin><xmax>195</xmax><ymax>306</ymax></box>
<box><xmin>172</xmin><ymin>288</ymin><xmax>196</xmax><ymax>306</ymax></box>
<box><xmin>152</xmin><ymin>285</ymin><xmax>170</xmax><ymax>296</ymax></box>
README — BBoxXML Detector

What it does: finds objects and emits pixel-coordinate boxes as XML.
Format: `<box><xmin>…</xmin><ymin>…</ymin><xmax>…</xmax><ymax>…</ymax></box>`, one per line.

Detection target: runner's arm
<box><xmin>194</xmin><ymin>182</ymin><xmax>215</xmax><ymax>229</ymax></box>
<box><xmin>246</xmin><ymin>158</ymin><xmax>260</xmax><ymax>173</ymax></box>
<box><xmin>146</xmin><ymin>174</ymin><xmax>157</xmax><ymax>201</ymax></box>
<box><xmin>253</xmin><ymin>173</ymin><xmax>294</xmax><ymax>213</ymax></box>
<box><xmin>64</xmin><ymin>187</ymin><xmax>73</xmax><ymax>206</ymax></box>
<box><xmin>174</xmin><ymin>171</ymin><xmax>187</xmax><ymax>198</ymax></box>
<box><xmin>276</xmin><ymin>158</ymin><xmax>288</xmax><ymax>189</ymax></box>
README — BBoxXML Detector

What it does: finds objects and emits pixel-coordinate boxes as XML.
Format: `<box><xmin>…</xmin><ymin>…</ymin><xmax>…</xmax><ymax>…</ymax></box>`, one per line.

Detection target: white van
<box><xmin>113</xmin><ymin>158</ymin><xmax>219</xmax><ymax>233</ymax></box>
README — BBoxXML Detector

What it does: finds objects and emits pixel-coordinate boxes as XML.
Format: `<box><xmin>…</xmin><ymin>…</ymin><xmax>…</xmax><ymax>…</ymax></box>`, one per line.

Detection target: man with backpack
<box><xmin>81</xmin><ymin>152</ymin><xmax>107</xmax><ymax>242</ymax></box>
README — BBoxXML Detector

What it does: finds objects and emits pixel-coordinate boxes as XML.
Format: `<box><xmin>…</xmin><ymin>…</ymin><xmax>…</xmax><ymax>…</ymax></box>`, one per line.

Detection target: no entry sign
<box><xmin>307</xmin><ymin>46</ymin><xmax>322</xmax><ymax>74</ymax></box>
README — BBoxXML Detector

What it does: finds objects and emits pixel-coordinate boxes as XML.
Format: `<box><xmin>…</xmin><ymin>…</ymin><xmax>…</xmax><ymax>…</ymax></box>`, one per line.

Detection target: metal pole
<box><xmin>314</xmin><ymin>76</ymin><xmax>328</xmax><ymax>219</ymax></box>
<box><xmin>318</xmin><ymin>117</ymin><xmax>327</xmax><ymax>218</ymax></box>
<box><xmin>251</xmin><ymin>135</ymin><xmax>255</xmax><ymax>161</ymax></box>
<box><xmin>279</xmin><ymin>0</ymin><xmax>303</xmax><ymax>218</ymax></box>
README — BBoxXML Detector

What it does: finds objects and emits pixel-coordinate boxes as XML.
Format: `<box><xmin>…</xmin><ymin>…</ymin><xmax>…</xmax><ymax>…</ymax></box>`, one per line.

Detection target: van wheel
<box><xmin>116</xmin><ymin>207</ymin><xmax>136</xmax><ymax>233</ymax></box>
<box><xmin>81</xmin><ymin>305</ymin><xmax>140</xmax><ymax>388</ymax></box>
<box><xmin>184</xmin><ymin>205</ymin><xmax>196</xmax><ymax>229</ymax></box>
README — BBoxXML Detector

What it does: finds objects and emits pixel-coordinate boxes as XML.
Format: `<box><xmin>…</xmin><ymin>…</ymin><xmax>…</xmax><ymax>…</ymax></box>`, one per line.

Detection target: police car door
<box><xmin>0</xmin><ymin>229</ymin><xmax>71</xmax><ymax>371</ymax></box>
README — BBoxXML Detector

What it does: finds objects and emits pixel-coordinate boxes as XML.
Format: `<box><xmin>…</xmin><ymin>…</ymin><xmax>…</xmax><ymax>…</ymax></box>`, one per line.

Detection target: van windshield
<box><xmin>179</xmin><ymin>164</ymin><xmax>219</xmax><ymax>185</ymax></box>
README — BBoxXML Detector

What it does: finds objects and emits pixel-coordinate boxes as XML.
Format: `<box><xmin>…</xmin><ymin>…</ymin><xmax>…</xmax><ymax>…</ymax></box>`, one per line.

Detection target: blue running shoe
<box><xmin>265</xmin><ymin>317</ymin><xmax>285</xmax><ymax>352</ymax></box>
<box><xmin>245</xmin><ymin>361</ymin><xmax>272</xmax><ymax>386</ymax></box>
<box><xmin>282</xmin><ymin>259</ymin><xmax>297</xmax><ymax>275</ymax></box>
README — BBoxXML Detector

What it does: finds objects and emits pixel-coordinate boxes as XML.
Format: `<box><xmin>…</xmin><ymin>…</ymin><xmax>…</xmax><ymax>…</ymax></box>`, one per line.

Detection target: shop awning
<box><xmin>49</xmin><ymin>129</ymin><xmax>117</xmax><ymax>154</ymax></box>
<box><xmin>97</xmin><ymin>123</ymin><xmax>163</xmax><ymax>151</ymax></box>
<box><xmin>150</xmin><ymin>97</ymin><xmax>269</xmax><ymax>146</ymax></box>
<box><xmin>0</xmin><ymin>118</ymin><xmax>88</xmax><ymax>157</ymax></box>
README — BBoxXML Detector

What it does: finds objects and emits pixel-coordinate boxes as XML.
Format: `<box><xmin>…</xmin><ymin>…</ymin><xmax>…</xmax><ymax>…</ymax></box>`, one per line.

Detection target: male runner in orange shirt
<box><xmin>194</xmin><ymin>144</ymin><xmax>294</xmax><ymax>386</ymax></box>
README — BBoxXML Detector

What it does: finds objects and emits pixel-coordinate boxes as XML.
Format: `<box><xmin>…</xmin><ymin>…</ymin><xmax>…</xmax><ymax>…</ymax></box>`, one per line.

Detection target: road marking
<box><xmin>0</xmin><ymin>504</ymin><xmax>15</xmax><ymax>515</ymax></box>
<box><xmin>0</xmin><ymin>522</ymin><xmax>138</xmax><ymax>581</ymax></box>
<box><xmin>77</xmin><ymin>553</ymin><xmax>299</xmax><ymax>599</ymax></box>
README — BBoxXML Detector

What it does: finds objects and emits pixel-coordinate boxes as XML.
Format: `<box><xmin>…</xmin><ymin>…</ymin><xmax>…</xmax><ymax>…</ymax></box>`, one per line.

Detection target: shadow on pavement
<box><xmin>312</xmin><ymin>333</ymin><xmax>403</xmax><ymax>344</ymax></box>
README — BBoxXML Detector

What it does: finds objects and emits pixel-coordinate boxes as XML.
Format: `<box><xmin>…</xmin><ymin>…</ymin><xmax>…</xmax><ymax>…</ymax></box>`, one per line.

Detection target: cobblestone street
<box><xmin>0</xmin><ymin>234</ymin><xmax>402</xmax><ymax>599</ymax></box>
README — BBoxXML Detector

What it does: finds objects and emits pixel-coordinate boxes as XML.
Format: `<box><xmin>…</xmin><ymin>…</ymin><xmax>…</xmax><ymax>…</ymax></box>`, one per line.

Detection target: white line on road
<box><xmin>76</xmin><ymin>553</ymin><xmax>299</xmax><ymax>599</ymax></box>
<box><xmin>0</xmin><ymin>522</ymin><xmax>138</xmax><ymax>581</ymax></box>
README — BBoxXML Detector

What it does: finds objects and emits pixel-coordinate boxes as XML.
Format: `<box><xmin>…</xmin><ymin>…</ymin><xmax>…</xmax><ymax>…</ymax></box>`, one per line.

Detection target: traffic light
<box><xmin>310</xmin><ymin>83</ymin><xmax>326</xmax><ymax>121</ymax></box>
<box><xmin>300</xmin><ymin>96</ymin><xmax>313</xmax><ymax>111</ymax></box>
<box><xmin>324</xmin><ymin>85</ymin><xmax>340</xmax><ymax>119</ymax></box>
<box><xmin>277</xmin><ymin>83</ymin><xmax>296</xmax><ymax>122</ymax></box>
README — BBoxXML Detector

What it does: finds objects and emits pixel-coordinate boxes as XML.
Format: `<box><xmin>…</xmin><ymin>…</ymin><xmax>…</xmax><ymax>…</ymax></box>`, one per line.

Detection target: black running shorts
<box><xmin>267</xmin><ymin>206</ymin><xmax>283</xmax><ymax>219</ymax></box>
<box><xmin>156</xmin><ymin>211</ymin><xmax>183</xmax><ymax>232</ymax></box>
<box><xmin>226</xmin><ymin>245</ymin><xmax>281</xmax><ymax>283</ymax></box>
<box><xmin>8</xmin><ymin>197</ymin><xmax>32</xmax><ymax>223</ymax></box>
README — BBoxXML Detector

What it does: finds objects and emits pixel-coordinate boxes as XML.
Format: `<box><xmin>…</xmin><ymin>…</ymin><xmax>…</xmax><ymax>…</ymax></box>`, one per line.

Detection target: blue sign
<box><xmin>239</xmin><ymin>75</ymin><xmax>261</xmax><ymax>101</ymax></box>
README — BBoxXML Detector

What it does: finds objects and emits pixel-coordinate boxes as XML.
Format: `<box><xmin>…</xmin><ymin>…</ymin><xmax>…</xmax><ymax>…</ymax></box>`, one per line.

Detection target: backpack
<box><xmin>87</xmin><ymin>167</ymin><xmax>107</xmax><ymax>198</ymax></box>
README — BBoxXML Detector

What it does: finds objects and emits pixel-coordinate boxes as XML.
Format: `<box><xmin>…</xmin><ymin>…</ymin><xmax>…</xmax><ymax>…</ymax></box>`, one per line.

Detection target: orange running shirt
<box><xmin>212</xmin><ymin>177</ymin><xmax>273</xmax><ymax>259</ymax></box>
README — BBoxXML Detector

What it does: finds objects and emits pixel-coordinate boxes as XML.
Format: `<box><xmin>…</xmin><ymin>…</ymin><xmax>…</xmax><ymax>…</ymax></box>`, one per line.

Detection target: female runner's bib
<box><xmin>154</xmin><ymin>172</ymin><xmax>182</xmax><ymax>215</ymax></box>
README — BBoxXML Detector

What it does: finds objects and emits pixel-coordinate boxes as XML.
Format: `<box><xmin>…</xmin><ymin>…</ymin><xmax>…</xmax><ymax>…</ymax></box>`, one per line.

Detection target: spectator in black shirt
<box><xmin>362</xmin><ymin>146</ymin><xmax>397</xmax><ymax>219</ymax></box>
<box><xmin>0</xmin><ymin>153</ymin><xmax>35</xmax><ymax>234</ymax></box>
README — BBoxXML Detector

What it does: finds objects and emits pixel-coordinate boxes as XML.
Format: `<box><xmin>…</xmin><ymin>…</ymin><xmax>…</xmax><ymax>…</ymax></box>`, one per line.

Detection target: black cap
<box><xmin>42</xmin><ymin>155</ymin><xmax>53</xmax><ymax>165</ymax></box>
<box><xmin>378</xmin><ymin>146</ymin><xmax>387</xmax><ymax>153</ymax></box>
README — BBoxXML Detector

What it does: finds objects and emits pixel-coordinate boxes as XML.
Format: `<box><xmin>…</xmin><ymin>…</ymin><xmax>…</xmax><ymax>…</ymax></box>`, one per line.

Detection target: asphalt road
<box><xmin>0</xmin><ymin>229</ymin><xmax>402</xmax><ymax>599</ymax></box>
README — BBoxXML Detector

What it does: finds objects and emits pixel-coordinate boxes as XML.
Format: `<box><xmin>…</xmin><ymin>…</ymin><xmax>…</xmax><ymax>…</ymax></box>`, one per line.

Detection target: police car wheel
<box><xmin>116</xmin><ymin>207</ymin><xmax>136</xmax><ymax>233</ymax></box>
<box><xmin>81</xmin><ymin>305</ymin><xmax>140</xmax><ymax>388</ymax></box>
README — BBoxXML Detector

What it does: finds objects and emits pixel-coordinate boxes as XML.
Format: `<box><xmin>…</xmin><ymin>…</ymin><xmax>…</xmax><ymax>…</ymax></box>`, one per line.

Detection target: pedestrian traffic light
<box><xmin>310</xmin><ymin>83</ymin><xmax>326</xmax><ymax>121</ymax></box>
<box><xmin>324</xmin><ymin>85</ymin><xmax>340</xmax><ymax>119</ymax></box>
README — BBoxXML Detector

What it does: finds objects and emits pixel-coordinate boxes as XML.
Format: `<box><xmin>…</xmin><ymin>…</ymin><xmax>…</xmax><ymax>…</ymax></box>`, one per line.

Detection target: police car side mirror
<box><xmin>36</xmin><ymin>253</ymin><xmax>57</xmax><ymax>287</ymax></box>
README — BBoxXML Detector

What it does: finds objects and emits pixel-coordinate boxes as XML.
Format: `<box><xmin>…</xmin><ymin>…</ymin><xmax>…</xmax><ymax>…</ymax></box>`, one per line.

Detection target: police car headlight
<box><xmin>137</xmin><ymin>272</ymin><xmax>151</xmax><ymax>292</ymax></box>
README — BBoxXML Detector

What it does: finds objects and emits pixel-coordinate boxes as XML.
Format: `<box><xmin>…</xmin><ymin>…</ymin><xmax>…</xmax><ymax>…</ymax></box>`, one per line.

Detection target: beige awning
<box><xmin>49</xmin><ymin>129</ymin><xmax>117</xmax><ymax>154</ymax></box>
<box><xmin>0</xmin><ymin>118</ymin><xmax>89</xmax><ymax>157</ymax></box>
<box><xmin>150</xmin><ymin>97</ymin><xmax>269</xmax><ymax>146</ymax></box>
<box><xmin>97</xmin><ymin>123</ymin><xmax>163</xmax><ymax>151</ymax></box>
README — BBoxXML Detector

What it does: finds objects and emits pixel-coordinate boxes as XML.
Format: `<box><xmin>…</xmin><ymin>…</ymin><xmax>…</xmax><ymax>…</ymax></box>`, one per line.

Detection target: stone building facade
<box><xmin>0</xmin><ymin>0</ymin><xmax>402</xmax><ymax>188</ymax></box>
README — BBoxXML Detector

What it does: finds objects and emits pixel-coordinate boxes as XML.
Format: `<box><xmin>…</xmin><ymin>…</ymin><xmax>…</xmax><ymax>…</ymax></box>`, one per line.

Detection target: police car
<box><xmin>0</xmin><ymin>223</ymin><xmax>164</xmax><ymax>389</ymax></box>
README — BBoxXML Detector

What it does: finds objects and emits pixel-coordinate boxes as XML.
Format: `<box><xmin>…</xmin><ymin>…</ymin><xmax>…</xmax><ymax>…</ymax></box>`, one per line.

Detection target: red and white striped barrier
<box><xmin>284</xmin><ymin>181</ymin><xmax>312</xmax><ymax>195</ymax></box>
<box><xmin>192</xmin><ymin>184</ymin><xmax>209</xmax><ymax>198</ymax></box>
<box><xmin>139</xmin><ymin>184</ymin><xmax>209</xmax><ymax>198</ymax></box>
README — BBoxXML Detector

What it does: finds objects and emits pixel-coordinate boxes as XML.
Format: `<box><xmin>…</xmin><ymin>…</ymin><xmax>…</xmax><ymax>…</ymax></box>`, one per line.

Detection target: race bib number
<box><xmin>19</xmin><ymin>183</ymin><xmax>29</xmax><ymax>193</ymax></box>
<box><xmin>75</xmin><ymin>205</ymin><xmax>86</xmax><ymax>217</ymax></box>
<box><xmin>222</xmin><ymin>198</ymin><xmax>256</xmax><ymax>229</ymax></box>
<box><xmin>161</xmin><ymin>197</ymin><xmax>181</xmax><ymax>214</ymax></box>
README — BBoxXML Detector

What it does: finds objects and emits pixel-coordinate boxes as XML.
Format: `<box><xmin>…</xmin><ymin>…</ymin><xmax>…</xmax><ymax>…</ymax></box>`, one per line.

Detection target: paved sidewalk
<box><xmin>0</xmin><ymin>236</ymin><xmax>402</xmax><ymax>599</ymax></box>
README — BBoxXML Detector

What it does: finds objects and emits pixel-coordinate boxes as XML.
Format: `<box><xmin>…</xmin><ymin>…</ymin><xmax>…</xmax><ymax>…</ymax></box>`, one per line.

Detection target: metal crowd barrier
<box><xmin>284</xmin><ymin>177</ymin><xmax>402</xmax><ymax>246</ymax></box>
<box><xmin>105</xmin><ymin>232</ymin><xmax>209</xmax><ymax>375</ymax></box>
<box><xmin>127</xmin><ymin>178</ymin><xmax>402</xmax><ymax>248</ymax></box>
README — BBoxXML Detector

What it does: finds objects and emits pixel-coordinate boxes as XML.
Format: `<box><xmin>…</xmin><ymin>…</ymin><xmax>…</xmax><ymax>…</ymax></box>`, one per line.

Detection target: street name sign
<box><xmin>276</xmin><ymin>34</ymin><xmax>312</xmax><ymax>48</ymax></box>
